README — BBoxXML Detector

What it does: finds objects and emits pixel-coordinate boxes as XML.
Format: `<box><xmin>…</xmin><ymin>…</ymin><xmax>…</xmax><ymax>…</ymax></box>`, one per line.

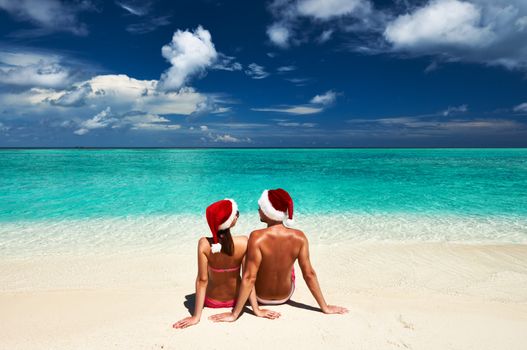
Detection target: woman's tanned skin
<box><xmin>209</xmin><ymin>209</ymin><xmax>348</xmax><ymax>322</ymax></box>
<box><xmin>173</xmin><ymin>215</ymin><xmax>279</xmax><ymax>329</ymax></box>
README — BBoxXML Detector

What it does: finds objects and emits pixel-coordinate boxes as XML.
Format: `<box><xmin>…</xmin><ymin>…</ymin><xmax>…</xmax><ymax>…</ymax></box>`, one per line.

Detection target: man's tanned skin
<box><xmin>209</xmin><ymin>208</ymin><xmax>348</xmax><ymax>322</ymax></box>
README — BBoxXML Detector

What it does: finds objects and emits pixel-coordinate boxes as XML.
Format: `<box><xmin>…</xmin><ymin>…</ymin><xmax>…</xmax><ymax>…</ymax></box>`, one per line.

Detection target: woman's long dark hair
<box><xmin>218</xmin><ymin>228</ymin><xmax>234</xmax><ymax>256</ymax></box>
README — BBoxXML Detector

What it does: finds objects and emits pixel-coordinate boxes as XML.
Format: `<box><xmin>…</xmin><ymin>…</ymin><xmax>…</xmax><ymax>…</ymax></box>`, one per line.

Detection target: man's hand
<box><xmin>253</xmin><ymin>308</ymin><xmax>281</xmax><ymax>319</ymax></box>
<box><xmin>208</xmin><ymin>312</ymin><xmax>238</xmax><ymax>322</ymax></box>
<box><xmin>172</xmin><ymin>316</ymin><xmax>200</xmax><ymax>329</ymax></box>
<box><xmin>322</xmin><ymin>305</ymin><xmax>348</xmax><ymax>314</ymax></box>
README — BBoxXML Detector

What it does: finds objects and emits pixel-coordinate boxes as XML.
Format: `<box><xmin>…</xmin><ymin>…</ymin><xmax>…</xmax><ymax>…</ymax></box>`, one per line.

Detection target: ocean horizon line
<box><xmin>2</xmin><ymin>146</ymin><xmax>527</xmax><ymax>150</ymax></box>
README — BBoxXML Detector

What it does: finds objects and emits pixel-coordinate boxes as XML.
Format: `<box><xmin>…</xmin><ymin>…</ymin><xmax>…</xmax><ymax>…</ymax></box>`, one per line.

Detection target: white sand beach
<box><xmin>1</xmin><ymin>242</ymin><xmax>527</xmax><ymax>350</ymax></box>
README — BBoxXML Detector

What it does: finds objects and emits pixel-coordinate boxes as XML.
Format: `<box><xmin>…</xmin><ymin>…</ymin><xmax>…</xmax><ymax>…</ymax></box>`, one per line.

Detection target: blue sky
<box><xmin>1</xmin><ymin>0</ymin><xmax>526</xmax><ymax>147</ymax></box>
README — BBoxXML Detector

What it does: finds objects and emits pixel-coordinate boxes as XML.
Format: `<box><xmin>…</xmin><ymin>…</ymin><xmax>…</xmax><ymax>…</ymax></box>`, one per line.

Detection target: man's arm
<box><xmin>242</xmin><ymin>256</ymin><xmax>281</xmax><ymax>319</ymax></box>
<box><xmin>298</xmin><ymin>234</ymin><xmax>348</xmax><ymax>314</ymax></box>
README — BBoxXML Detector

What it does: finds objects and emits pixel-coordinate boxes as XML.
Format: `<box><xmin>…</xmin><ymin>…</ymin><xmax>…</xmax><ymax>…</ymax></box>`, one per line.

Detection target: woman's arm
<box><xmin>173</xmin><ymin>238</ymin><xmax>209</xmax><ymax>329</ymax></box>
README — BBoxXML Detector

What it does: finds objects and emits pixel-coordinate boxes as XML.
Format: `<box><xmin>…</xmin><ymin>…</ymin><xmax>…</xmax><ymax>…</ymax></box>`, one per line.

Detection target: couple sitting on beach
<box><xmin>173</xmin><ymin>188</ymin><xmax>348</xmax><ymax>329</ymax></box>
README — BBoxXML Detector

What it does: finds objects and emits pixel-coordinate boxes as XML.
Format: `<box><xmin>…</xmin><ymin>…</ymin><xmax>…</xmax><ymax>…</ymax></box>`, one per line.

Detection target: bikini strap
<box><xmin>208</xmin><ymin>265</ymin><xmax>241</xmax><ymax>273</ymax></box>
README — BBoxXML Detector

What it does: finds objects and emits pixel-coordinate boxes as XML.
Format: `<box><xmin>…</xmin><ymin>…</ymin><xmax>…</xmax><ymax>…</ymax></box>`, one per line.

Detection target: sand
<box><xmin>1</xmin><ymin>243</ymin><xmax>527</xmax><ymax>349</ymax></box>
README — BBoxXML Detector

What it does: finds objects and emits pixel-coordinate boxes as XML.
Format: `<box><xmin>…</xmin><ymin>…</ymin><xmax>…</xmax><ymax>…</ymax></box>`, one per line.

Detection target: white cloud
<box><xmin>442</xmin><ymin>104</ymin><xmax>468</xmax><ymax>116</ymax></box>
<box><xmin>0</xmin><ymin>74</ymin><xmax>212</xmax><ymax>122</ymax></box>
<box><xmin>267</xmin><ymin>23</ymin><xmax>291</xmax><ymax>48</ymax></box>
<box><xmin>200</xmin><ymin>125</ymin><xmax>208</xmax><ymax>131</ymax></box>
<box><xmin>513</xmin><ymin>102</ymin><xmax>527</xmax><ymax>113</ymax></box>
<box><xmin>277</xmin><ymin>65</ymin><xmax>296</xmax><ymax>72</ymax></box>
<box><xmin>115</xmin><ymin>1</ymin><xmax>149</xmax><ymax>16</ymax></box>
<box><xmin>285</xmin><ymin>77</ymin><xmax>311</xmax><ymax>86</ymax></box>
<box><xmin>73</xmin><ymin>108</ymin><xmax>182</xmax><ymax>135</ymax></box>
<box><xmin>74</xmin><ymin>107</ymin><xmax>115</xmax><ymax>135</ymax></box>
<box><xmin>265</xmin><ymin>0</ymin><xmax>527</xmax><ymax>72</ymax></box>
<box><xmin>310</xmin><ymin>90</ymin><xmax>337</xmax><ymax>105</ymax></box>
<box><xmin>210</xmin><ymin>107</ymin><xmax>231</xmax><ymax>114</ymax></box>
<box><xmin>159</xmin><ymin>26</ymin><xmax>218</xmax><ymax>90</ymax></box>
<box><xmin>277</xmin><ymin>122</ymin><xmax>317</xmax><ymax>127</ymax></box>
<box><xmin>382</xmin><ymin>0</ymin><xmax>527</xmax><ymax>71</ymax></box>
<box><xmin>245</xmin><ymin>63</ymin><xmax>269</xmax><ymax>79</ymax></box>
<box><xmin>252</xmin><ymin>89</ymin><xmax>337</xmax><ymax>115</ymax></box>
<box><xmin>214</xmin><ymin>134</ymin><xmax>241</xmax><ymax>143</ymax></box>
<box><xmin>0</xmin><ymin>50</ymin><xmax>76</xmax><ymax>88</ymax></box>
<box><xmin>317</xmin><ymin>29</ymin><xmax>334</xmax><ymax>43</ymax></box>
<box><xmin>251</xmin><ymin>106</ymin><xmax>323</xmax><ymax>115</ymax></box>
<box><xmin>266</xmin><ymin>0</ymin><xmax>375</xmax><ymax>48</ymax></box>
<box><xmin>517</xmin><ymin>16</ymin><xmax>527</xmax><ymax>31</ymax></box>
<box><xmin>212</xmin><ymin>53</ymin><xmax>243</xmax><ymax>71</ymax></box>
<box><xmin>0</xmin><ymin>0</ymin><xmax>92</xmax><ymax>36</ymax></box>
<box><xmin>385</xmin><ymin>0</ymin><xmax>494</xmax><ymax>49</ymax></box>
<box><xmin>297</xmin><ymin>0</ymin><xmax>372</xmax><ymax>20</ymax></box>
<box><xmin>130</xmin><ymin>123</ymin><xmax>181</xmax><ymax>131</ymax></box>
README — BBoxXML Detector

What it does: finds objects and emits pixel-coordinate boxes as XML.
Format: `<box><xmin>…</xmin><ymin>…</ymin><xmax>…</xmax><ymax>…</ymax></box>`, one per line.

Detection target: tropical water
<box><xmin>1</xmin><ymin>148</ymin><xmax>527</xmax><ymax>257</ymax></box>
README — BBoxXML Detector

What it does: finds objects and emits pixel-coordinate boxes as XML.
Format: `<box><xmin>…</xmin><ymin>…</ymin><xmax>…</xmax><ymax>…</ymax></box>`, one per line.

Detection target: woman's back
<box><xmin>202</xmin><ymin>235</ymin><xmax>248</xmax><ymax>301</ymax></box>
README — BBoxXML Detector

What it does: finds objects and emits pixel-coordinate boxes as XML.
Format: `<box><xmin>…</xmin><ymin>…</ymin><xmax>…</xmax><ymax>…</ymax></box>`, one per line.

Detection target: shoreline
<box><xmin>2</xmin><ymin>242</ymin><xmax>526</xmax><ymax>349</ymax></box>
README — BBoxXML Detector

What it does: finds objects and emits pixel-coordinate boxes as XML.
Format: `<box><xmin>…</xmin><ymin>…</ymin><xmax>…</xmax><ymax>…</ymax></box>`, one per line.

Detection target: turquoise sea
<box><xmin>1</xmin><ymin>148</ymin><xmax>527</xmax><ymax>256</ymax></box>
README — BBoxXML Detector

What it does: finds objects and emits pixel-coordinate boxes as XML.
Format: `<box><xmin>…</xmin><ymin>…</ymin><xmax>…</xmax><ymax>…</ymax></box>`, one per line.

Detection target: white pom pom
<box><xmin>211</xmin><ymin>243</ymin><xmax>222</xmax><ymax>254</ymax></box>
<box><xmin>283</xmin><ymin>218</ymin><xmax>295</xmax><ymax>228</ymax></box>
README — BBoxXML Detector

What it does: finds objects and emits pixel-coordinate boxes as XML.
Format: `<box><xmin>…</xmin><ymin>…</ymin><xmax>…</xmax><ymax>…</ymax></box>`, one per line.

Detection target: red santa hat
<box><xmin>206</xmin><ymin>199</ymin><xmax>238</xmax><ymax>254</ymax></box>
<box><xmin>258</xmin><ymin>188</ymin><xmax>294</xmax><ymax>227</ymax></box>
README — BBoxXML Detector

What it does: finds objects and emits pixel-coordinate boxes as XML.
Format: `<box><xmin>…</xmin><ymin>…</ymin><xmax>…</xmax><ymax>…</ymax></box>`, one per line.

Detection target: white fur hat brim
<box><xmin>258</xmin><ymin>190</ymin><xmax>288</xmax><ymax>222</ymax></box>
<box><xmin>218</xmin><ymin>198</ymin><xmax>238</xmax><ymax>231</ymax></box>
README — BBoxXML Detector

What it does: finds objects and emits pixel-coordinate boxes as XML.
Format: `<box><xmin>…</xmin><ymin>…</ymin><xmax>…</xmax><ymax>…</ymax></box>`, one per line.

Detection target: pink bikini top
<box><xmin>208</xmin><ymin>265</ymin><xmax>241</xmax><ymax>273</ymax></box>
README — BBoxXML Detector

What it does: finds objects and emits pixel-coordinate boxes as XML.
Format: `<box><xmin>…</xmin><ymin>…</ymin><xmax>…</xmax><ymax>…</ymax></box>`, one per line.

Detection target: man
<box><xmin>209</xmin><ymin>188</ymin><xmax>348</xmax><ymax>322</ymax></box>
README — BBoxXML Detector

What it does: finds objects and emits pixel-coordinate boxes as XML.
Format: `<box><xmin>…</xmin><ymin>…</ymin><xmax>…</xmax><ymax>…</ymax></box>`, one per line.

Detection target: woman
<box><xmin>173</xmin><ymin>198</ymin><xmax>280</xmax><ymax>329</ymax></box>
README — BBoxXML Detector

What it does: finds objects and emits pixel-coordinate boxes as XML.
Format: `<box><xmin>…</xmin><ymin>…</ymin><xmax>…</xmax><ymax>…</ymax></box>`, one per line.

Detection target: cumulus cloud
<box><xmin>0</xmin><ymin>50</ymin><xmax>79</xmax><ymax>88</ymax></box>
<box><xmin>383</xmin><ymin>0</ymin><xmax>527</xmax><ymax>71</ymax></box>
<box><xmin>245</xmin><ymin>63</ymin><xmax>269</xmax><ymax>79</ymax></box>
<box><xmin>265</xmin><ymin>0</ymin><xmax>527</xmax><ymax>72</ymax></box>
<box><xmin>58</xmin><ymin>74</ymin><xmax>207</xmax><ymax>115</ymax></box>
<box><xmin>310</xmin><ymin>90</ymin><xmax>337</xmax><ymax>105</ymax></box>
<box><xmin>384</xmin><ymin>0</ymin><xmax>494</xmax><ymax>49</ymax></box>
<box><xmin>0</xmin><ymin>74</ymin><xmax>215</xmax><ymax>129</ymax></box>
<box><xmin>159</xmin><ymin>26</ymin><xmax>218</xmax><ymax>90</ymax></box>
<box><xmin>266</xmin><ymin>0</ymin><xmax>375</xmax><ymax>48</ymax></box>
<box><xmin>0</xmin><ymin>0</ymin><xmax>93</xmax><ymax>36</ymax></box>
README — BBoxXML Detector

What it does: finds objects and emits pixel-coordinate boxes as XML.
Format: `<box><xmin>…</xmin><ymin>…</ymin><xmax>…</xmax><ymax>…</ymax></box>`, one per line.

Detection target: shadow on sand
<box><xmin>183</xmin><ymin>293</ymin><xmax>321</xmax><ymax>316</ymax></box>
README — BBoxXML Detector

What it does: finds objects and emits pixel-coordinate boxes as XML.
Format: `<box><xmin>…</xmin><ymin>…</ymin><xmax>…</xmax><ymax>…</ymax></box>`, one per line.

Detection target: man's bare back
<box><xmin>250</xmin><ymin>225</ymin><xmax>304</xmax><ymax>300</ymax></box>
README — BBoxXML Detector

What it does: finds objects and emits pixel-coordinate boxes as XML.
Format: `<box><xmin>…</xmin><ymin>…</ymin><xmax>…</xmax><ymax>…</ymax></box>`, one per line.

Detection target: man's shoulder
<box><xmin>248</xmin><ymin>228</ymin><xmax>266</xmax><ymax>240</ymax></box>
<box><xmin>289</xmin><ymin>228</ymin><xmax>307</xmax><ymax>241</ymax></box>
